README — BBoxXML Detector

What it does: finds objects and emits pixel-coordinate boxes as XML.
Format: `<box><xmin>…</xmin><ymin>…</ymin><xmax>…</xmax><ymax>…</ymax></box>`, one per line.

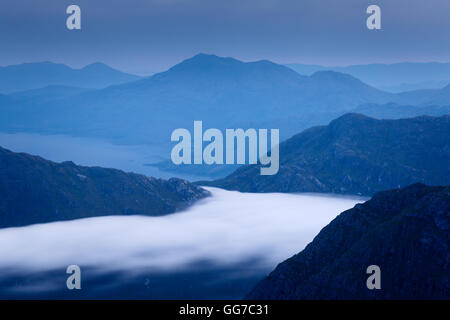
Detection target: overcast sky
<box><xmin>0</xmin><ymin>0</ymin><xmax>449</xmax><ymax>74</ymax></box>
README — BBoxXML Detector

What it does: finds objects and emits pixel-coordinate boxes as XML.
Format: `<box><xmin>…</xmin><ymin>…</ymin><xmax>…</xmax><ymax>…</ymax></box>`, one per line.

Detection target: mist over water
<box><xmin>0</xmin><ymin>132</ymin><xmax>209</xmax><ymax>181</ymax></box>
<box><xmin>0</xmin><ymin>188</ymin><xmax>363</xmax><ymax>273</ymax></box>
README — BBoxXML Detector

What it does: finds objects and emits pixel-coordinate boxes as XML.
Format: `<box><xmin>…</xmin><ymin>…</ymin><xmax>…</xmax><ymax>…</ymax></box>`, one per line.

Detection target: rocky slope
<box><xmin>205</xmin><ymin>114</ymin><xmax>450</xmax><ymax>196</ymax></box>
<box><xmin>0</xmin><ymin>146</ymin><xmax>209</xmax><ymax>228</ymax></box>
<box><xmin>246</xmin><ymin>183</ymin><xmax>449</xmax><ymax>299</ymax></box>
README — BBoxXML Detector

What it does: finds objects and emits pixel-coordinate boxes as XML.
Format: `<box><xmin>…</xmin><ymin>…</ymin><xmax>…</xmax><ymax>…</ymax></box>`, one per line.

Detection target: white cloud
<box><xmin>0</xmin><ymin>188</ymin><xmax>363</xmax><ymax>274</ymax></box>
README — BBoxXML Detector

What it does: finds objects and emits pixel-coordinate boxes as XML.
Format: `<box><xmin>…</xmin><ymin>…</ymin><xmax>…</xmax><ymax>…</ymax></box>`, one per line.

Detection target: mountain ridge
<box><xmin>0</xmin><ymin>146</ymin><xmax>209</xmax><ymax>228</ymax></box>
<box><xmin>286</xmin><ymin>61</ymin><xmax>450</xmax><ymax>92</ymax></box>
<box><xmin>0</xmin><ymin>54</ymin><xmax>398</xmax><ymax>145</ymax></box>
<box><xmin>1</xmin><ymin>54</ymin><xmax>450</xmax><ymax>150</ymax></box>
<box><xmin>246</xmin><ymin>183</ymin><xmax>450</xmax><ymax>299</ymax></box>
<box><xmin>203</xmin><ymin>114</ymin><xmax>450</xmax><ymax>196</ymax></box>
<box><xmin>0</xmin><ymin>61</ymin><xmax>141</xmax><ymax>93</ymax></box>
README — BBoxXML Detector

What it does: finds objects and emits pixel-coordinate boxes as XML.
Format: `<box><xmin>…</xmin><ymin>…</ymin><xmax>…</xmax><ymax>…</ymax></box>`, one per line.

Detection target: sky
<box><xmin>0</xmin><ymin>0</ymin><xmax>449</xmax><ymax>74</ymax></box>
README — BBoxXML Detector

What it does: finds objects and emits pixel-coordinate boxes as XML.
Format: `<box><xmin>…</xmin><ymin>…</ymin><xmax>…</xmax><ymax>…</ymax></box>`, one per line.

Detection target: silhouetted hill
<box><xmin>0</xmin><ymin>54</ymin><xmax>398</xmax><ymax>144</ymax></box>
<box><xmin>351</xmin><ymin>103</ymin><xmax>450</xmax><ymax>119</ymax></box>
<box><xmin>9</xmin><ymin>85</ymin><xmax>92</xmax><ymax>102</ymax></box>
<box><xmin>246</xmin><ymin>183</ymin><xmax>449</xmax><ymax>299</ymax></box>
<box><xmin>2</xmin><ymin>54</ymin><xmax>449</xmax><ymax>181</ymax></box>
<box><xmin>397</xmin><ymin>84</ymin><xmax>450</xmax><ymax>106</ymax></box>
<box><xmin>205</xmin><ymin>114</ymin><xmax>450</xmax><ymax>196</ymax></box>
<box><xmin>286</xmin><ymin>62</ymin><xmax>450</xmax><ymax>92</ymax></box>
<box><xmin>0</xmin><ymin>146</ymin><xmax>209</xmax><ymax>228</ymax></box>
<box><xmin>0</xmin><ymin>62</ymin><xmax>140</xmax><ymax>93</ymax></box>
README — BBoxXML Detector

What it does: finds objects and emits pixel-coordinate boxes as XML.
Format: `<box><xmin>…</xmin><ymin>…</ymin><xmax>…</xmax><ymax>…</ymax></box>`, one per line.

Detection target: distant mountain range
<box><xmin>397</xmin><ymin>84</ymin><xmax>450</xmax><ymax>106</ymax></box>
<box><xmin>0</xmin><ymin>62</ymin><xmax>140</xmax><ymax>93</ymax></box>
<box><xmin>8</xmin><ymin>85</ymin><xmax>93</xmax><ymax>103</ymax></box>
<box><xmin>286</xmin><ymin>62</ymin><xmax>450</xmax><ymax>92</ymax></box>
<box><xmin>0</xmin><ymin>146</ymin><xmax>209</xmax><ymax>228</ymax></box>
<box><xmin>1</xmin><ymin>54</ymin><xmax>450</xmax><ymax>149</ymax></box>
<box><xmin>351</xmin><ymin>103</ymin><xmax>450</xmax><ymax>120</ymax></box>
<box><xmin>204</xmin><ymin>114</ymin><xmax>450</xmax><ymax>196</ymax></box>
<box><xmin>247</xmin><ymin>183</ymin><xmax>449</xmax><ymax>299</ymax></box>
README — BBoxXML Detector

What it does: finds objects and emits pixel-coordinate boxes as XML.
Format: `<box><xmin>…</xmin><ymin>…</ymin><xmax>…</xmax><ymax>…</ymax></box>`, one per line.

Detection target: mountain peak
<box><xmin>159</xmin><ymin>53</ymin><xmax>304</xmax><ymax>83</ymax></box>
<box><xmin>207</xmin><ymin>114</ymin><xmax>450</xmax><ymax>196</ymax></box>
<box><xmin>190</xmin><ymin>53</ymin><xmax>221</xmax><ymax>60</ymax></box>
<box><xmin>81</xmin><ymin>62</ymin><xmax>112</xmax><ymax>71</ymax></box>
<box><xmin>170</xmin><ymin>53</ymin><xmax>242</xmax><ymax>71</ymax></box>
<box><xmin>331</xmin><ymin>112</ymin><xmax>372</xmax><ymax>123</ymax></box>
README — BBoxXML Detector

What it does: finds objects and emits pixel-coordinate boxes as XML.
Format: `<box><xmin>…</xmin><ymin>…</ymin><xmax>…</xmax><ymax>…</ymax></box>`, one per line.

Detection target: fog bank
<box><xmin>0</xmin><ymin>188</ymin><xmax>363</xmax><ymax>273</ymax></box>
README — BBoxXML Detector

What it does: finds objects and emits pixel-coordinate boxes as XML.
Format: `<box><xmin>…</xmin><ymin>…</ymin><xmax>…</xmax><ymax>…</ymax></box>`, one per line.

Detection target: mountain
<box><xmin>204</xmin><ymin>114</ymin><xmax>450</xmax><ymax>196</ymax></box>
<box><xmin>246</xmin><ymin>183</ymin><xmax>449</xmax><ymax>299</ymax></box>
<box><xmin>148</xmin><ymin>101</ymin><xmax>450</xmax><ymax>180</ymax></box>
<box><xmin>0</xmin><ymin>62</ymin><xmax>140</xmax><ymax>93</ymax></box>
<box><xmin>350</xmin><ymin>103</ymin><xmax>450</xmax><ymax>120</ymax></box>
<box><xmin>397</xmin><ymin>84</ymin><xmax>450</xmax><ymax>106</ymax></box>
<box><xmin>0</xmin><ymin>54</ymin><xmax>399</xmax><ymax>145</ymax></box>
<box><xmin>0</xmin><ymin>146</ymin><xmax>209</xmax><ymax>228</ymax></box>
<box><xmin>2</xmin><ymin>54</ymin><xmax>449</xmax><ymax>182</ymax></box>
<box><xmin>286</xmin><ymin>62</ymin><xmax>450</xmax><ymax>93</ymax></box>
<box><xmin>9</xmin><ymin>85</ymin><xmax>92</xmax><ymax>103</ymax></box>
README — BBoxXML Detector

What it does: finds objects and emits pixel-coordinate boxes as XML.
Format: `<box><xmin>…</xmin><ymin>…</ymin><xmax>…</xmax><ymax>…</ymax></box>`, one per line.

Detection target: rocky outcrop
<box><xmin>246</xmin><ymin>183</ymin><xmax>449</xmax><ymax>299</ymax></box>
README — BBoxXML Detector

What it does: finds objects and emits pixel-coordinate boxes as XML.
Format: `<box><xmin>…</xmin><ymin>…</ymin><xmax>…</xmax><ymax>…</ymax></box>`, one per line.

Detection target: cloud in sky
<box><xmin>0</xmin><ymin>187</ymin><xmax>363</xmax><ymax>273</ymax></box>
<box><xmin>0</xmin><ymin>0</ymin><xmax>449</xmax><ymax>73</ymax></box>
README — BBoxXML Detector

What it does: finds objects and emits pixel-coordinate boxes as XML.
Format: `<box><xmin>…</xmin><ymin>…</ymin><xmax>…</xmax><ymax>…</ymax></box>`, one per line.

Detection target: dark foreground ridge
<box><xmin>205</xmin><ymin>114</ymin><xmax>450</xmax><ymax>196</ymax></box>
<box><xmin>0</xmin><ymin>146</ymin><xmax>209</xmax><ymax>228</ymax></box>
<box><xmin>246</xmin><ymin>183</ymin><xmax>449</xmax><ymax>299</ymax></box>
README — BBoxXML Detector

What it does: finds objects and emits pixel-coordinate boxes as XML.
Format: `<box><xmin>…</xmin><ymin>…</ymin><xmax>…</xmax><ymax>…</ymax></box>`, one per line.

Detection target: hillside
<box><xmin>0</xmin><ymin>146</ymin><xmax>209</xmax><ymax>228</ymax></box>
<box><xmin>246</xmin><ymin>183</ymin><xmax>449</xmax><ymax>299</ymax></box>
<box><xmin>351</xmin><ymin>103</ymin><xmax>450</xmax><ymax>120</ymax></box>
<box><xmin>397</xmin><ymin>84</ymin><xmax>450</xmax><ymax>106</ymax></box>
<box><xmin>205</xmin><ymin>114</ymin><xmax>450</xmax><ymax>196</ymax></box>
